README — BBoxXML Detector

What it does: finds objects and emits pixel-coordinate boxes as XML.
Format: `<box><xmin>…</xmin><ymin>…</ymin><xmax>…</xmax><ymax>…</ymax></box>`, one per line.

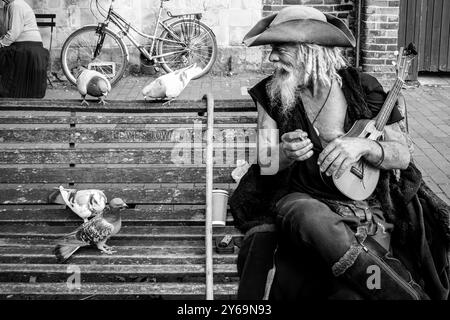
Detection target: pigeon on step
<box><xmin>75</xmin><ymin>67</ymin><xmax>112</xmax><ymax>106</ymax></box>
<box><xmin>142</xmin><ymin>63</ymin><xmax>202</xmax><ymax>104</ymax></box>
<box><xmin>57</xmin><ymin>186</ymin><xmax>107</xmax><ymax>222</ymax></box>
<box><xmin>53</xmin><ymin>198</ymin><xmax>128</xmax><ymax>263</ymax></box>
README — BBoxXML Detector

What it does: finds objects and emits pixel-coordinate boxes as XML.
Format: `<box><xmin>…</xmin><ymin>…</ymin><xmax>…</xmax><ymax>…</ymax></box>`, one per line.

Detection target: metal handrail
<box><xmin>203</xmin><ymin>93</ymin><xmax>214</xmax><ymax>300</ymax></box>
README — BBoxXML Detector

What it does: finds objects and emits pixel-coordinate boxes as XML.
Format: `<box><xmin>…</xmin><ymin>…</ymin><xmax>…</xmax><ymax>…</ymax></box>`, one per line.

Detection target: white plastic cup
<box><xmin>212</xmin><ymin>189</ymin><xmax>229</xmax><ymax>226</ymax></box>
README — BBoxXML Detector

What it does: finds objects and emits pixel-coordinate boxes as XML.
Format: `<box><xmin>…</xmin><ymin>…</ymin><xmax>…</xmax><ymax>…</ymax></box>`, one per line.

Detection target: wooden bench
<box><xmin>0</xmin><ymin>99</ymin><xmax>255</xmax><ymax>299</ymax></box>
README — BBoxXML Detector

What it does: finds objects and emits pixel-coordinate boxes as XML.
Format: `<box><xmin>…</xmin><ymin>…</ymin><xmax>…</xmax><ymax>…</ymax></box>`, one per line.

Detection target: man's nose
<box><xmin>269</xmin><ymin>50</ymin><xmax>279</xmax><ymax>62</ymax></box>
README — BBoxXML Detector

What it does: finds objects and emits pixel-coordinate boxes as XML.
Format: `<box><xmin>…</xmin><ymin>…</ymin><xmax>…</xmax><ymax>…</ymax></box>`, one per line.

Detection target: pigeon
<box><xmin>75</xmin><ymin>66</ymin><xmax>112</xmax><ymax>106</ymax></box>
<box><xmin>53</xmin><ymin>198</ymin><xmax>128</xmax><ymax>263</ymax></box>
<box><xmin>57</xmin><ymin>186</ymin><xmax>107</xmax><ymax>222</ymax></box>
<box><xmin>142</xmin><ymin>63</ymin><xmax>202</xmax><ymax>104</ymax></box>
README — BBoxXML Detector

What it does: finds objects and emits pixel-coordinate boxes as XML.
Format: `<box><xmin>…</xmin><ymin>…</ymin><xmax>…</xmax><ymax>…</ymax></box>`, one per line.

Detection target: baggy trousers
<box><xmin>276</xmin><ymin>192</ymin><xmax>367</xmax><ymax>267</ymax></box>
<box><xmin>275</xmin><ymin>192</ymin><xmax>429</xmax><ymax>300</ymax></box>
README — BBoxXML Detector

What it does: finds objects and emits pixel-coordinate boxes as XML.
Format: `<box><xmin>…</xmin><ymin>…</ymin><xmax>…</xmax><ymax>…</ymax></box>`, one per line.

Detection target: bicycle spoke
<box><xmin>190</xmin><ymin>45</ymin><xmax>213</xmax><ymax>53</ymax></box>
<box><xmin>190</xmin><ymin>51</ymin><xmax>210</xmax><ymax>65</ymax></box>
<box><xmin>190</xmin><ymin>32</ymin><xmax>210</xmax><ymax>46</ymax></box>
<box><xmin>190</xmin><ymin>47</ymin><xmax>212</xmax><ymax>57</ymax></box>
<box><xmin>62</xmin><ymin>26</ymin><xmax>128</xmax><ymax>85</ymax></box>
<box><xmin>72</xmin><ymin>40</ymin><xmax>95</xmax><ymax>57</ymax></box>
<box><xmin>164</xmin><ymin>52</ymin><xmax>185</xmax><ymax>63</ymax></box>
<box><xmin>158</xmin><ymin>19</ymin><xmax>216</xmax><ymax>77</ymax></box>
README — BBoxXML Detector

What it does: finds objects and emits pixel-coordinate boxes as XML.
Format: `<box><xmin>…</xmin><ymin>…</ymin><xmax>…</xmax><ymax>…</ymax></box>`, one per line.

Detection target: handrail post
<box><xmin>203</xmin><ymin>93</ymin><xmax>214</xmax><ymax>300</ymax></box>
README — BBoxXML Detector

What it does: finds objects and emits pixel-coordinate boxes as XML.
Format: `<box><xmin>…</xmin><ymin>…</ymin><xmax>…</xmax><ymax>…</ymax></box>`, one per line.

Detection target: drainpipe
<box><xmin>355</xmin><ymin>0</ymin><xmax>363</xmax><ymax>69</ymax></box>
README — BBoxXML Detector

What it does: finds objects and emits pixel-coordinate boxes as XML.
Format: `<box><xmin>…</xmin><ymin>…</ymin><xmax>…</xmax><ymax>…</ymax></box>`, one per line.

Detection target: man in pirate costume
<box><xmin>230</xmin><ymin>6</ymin><xmax>449</xmax><ymax>300</ymax></box>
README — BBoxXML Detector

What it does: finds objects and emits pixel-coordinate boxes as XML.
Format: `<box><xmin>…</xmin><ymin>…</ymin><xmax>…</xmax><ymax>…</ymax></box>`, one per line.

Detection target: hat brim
<box><xmin>243</xmin><ymin>13</ymin><xmax>356</xmax><ymax>48</ymax></box>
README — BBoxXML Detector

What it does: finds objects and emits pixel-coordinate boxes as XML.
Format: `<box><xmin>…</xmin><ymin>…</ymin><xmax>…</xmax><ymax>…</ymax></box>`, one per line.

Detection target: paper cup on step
<box><xmin>212</xmin><ymin>189</ymin><xmax>229</xmax><ymax>226</ymax></box>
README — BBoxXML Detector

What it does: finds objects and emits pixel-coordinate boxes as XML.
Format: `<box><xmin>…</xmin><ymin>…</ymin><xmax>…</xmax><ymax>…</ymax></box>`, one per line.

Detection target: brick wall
<box><xmin>360</xmin><ymin>0</ymin><xmax>400</xmax><ymax>87</ymax></box>
<box><xmin>262</xmin><ymin>0</ymin><xmax>354</xmax><ymax>18</ymax></box>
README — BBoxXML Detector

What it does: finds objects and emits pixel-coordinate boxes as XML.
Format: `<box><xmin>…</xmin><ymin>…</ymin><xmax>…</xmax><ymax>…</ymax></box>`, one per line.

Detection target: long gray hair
<box><xmin>297</xmin><ymin>43</ymin><xmax>348</xmax><ymax>93</ymax></box>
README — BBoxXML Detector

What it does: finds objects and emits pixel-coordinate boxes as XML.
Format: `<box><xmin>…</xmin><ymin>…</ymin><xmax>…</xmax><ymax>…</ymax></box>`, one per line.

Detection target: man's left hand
<box><xmin>317</xmin><ymin>137</ymin><xmax>371</xmax><ymax>179</ymax></box>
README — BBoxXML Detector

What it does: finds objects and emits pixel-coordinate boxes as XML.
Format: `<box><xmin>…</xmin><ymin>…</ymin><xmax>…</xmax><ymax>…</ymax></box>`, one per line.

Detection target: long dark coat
<box><xmin>230</xmin><ymin>67</ymin><xmax>450</xmax><ymax>300</ymax></box>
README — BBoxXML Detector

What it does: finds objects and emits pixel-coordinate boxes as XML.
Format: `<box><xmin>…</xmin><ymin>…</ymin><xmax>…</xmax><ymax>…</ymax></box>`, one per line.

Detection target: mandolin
<box><xmin>330</xmin><ymin>43</ymin><xmax>417</xmax><ymax>201</ymax></box>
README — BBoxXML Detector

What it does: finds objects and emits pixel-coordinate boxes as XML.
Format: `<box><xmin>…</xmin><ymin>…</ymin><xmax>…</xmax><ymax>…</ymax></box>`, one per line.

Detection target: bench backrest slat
<box><xmin>35</xmin><ymin>14</ymin><xmax>56</xmax><ymax>28</ymax></box>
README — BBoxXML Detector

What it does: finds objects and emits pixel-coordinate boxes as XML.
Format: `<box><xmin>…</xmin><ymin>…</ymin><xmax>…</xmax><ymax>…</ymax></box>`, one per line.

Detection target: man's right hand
<box><xmin>281</xmin><ymin>129</ymin><xmax>314</xmax><ymax>162</ymax></box>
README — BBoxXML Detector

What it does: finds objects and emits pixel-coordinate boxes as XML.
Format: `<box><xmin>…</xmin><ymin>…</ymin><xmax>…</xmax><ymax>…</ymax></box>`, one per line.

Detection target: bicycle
<box><xmin>61</xmin><ymin>0</ymin><xmax>218</xmax><ymax>86</ymax></box>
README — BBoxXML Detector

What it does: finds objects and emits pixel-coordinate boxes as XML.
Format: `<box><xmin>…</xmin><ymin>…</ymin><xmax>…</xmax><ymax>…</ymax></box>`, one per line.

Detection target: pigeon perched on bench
<box><xmin>142</xmin><ymin>63</ymin><xmax>202</xmax><ymax>104</ymax></box>
<box><xmin>51</xmin><ymin>186</ymin><xmax>107</xmax><ymax>222</ymax></box>
<box><xmin>75</xmin><ymin>67</ymin><xmax>111</xmax><ymax>106</ymax></box>
<box><xmin>53</xmin><ymin>198</ymin><xmax>128</xmax><ymax>263</ymax></box>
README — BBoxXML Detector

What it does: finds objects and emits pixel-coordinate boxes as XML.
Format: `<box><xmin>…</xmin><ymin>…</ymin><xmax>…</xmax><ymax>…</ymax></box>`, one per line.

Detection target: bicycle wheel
<box><xmin>157</xmin><ymin>19</ymin><xmax>217</xmax><ymax>79</ymax></box>
<box><xmin>61</xmin><ymin>25</ymin><xmax>128</xmax><ymax>86</ymax></box>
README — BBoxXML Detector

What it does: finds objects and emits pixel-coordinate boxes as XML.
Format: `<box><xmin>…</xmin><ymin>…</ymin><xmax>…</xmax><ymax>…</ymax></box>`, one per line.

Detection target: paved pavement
<box><xmin>45</xmin><ymin>72</ymin><xmax>265</xmax><ymax>101</ymax></box>
<box><xmin>44</xmin><ymin>71</ymin><xmax>450</xmax><ymax>204</ymax></box>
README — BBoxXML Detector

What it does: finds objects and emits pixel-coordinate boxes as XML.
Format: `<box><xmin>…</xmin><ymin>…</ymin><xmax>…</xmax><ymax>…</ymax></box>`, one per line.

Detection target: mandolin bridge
<box><xmin>350</xmin><ymin>166</ymin><xmax>364</xmax><ymax>179</ymax></box>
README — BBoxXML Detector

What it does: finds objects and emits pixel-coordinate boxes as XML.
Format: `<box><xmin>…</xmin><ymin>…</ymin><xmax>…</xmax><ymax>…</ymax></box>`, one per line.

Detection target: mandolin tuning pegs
<box><xmin>406</xmin><ymin>43</ymin><xmax>418</xmax><ymax>55</ymax></box>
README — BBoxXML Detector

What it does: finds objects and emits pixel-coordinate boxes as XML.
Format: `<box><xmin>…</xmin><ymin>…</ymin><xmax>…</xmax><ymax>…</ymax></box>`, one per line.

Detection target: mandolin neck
<box><xmin>374</xmin><ymin>77</ymin><xmax>404</xmax><ymax>131</ymax></box>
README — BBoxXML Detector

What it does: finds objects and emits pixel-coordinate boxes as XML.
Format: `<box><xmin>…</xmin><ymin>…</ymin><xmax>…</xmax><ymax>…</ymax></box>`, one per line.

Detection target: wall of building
<box><xmin>0</xmin><ymin>0</ymin><xmax>401</xmax><ymax>84</ymax></box>
<box><xmin>0</xmin><ymin>0</ymin><xmax>264</xmax><ymax>73</ymax></box>
<box><xmin>360</xmin><ymin>0</ymin><xmax>400</xmax><ymax>85</ymax></box>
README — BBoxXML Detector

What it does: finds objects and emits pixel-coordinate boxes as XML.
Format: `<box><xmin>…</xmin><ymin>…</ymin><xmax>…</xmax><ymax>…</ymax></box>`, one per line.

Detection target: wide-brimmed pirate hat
<box><xmin>243</xmin><ymin>6</ymin><xmax>355</xmax><ymax>48</ymax></box>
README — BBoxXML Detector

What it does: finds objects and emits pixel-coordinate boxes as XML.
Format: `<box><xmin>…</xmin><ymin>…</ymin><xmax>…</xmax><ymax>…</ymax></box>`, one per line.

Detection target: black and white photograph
<box><xmin>0</xmin><ymin>0</ymin><xmax>449</xmax><ymax>308</ymax></box>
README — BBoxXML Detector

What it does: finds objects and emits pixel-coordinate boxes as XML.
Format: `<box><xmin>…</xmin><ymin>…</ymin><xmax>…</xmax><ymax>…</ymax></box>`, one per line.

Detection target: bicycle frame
<box><xmin>101</xmin><ymin>0</ymin><xmax>201</xmax><ymax>62</ymax></box>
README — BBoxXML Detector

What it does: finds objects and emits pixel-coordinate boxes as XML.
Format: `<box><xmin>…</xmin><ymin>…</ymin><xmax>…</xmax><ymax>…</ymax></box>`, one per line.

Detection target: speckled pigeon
<box><xmin>53</xmin><ymin>198</ymin><xmax>128</xmax><ymax>263</ymax></box>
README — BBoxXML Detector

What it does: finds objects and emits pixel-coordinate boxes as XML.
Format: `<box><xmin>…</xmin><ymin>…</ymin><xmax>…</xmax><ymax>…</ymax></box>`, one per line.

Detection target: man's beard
<box><xmin>267</xmin><ymin>63</ymin><xmax>303</xmax><ymax>120</ymax></box>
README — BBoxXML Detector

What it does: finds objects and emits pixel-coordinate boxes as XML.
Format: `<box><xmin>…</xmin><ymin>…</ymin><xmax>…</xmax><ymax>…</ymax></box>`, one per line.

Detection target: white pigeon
<box><xmin>142</xmin><ymin>63</ymin><xmax>202</xmax><ymax>104</ymax></box>
<box><xmin>75</xmin><ymin>67</ymin><xmax>112</xmax><ymax>106</ymax></box>
<box><xmin>58</xmin><ymin>186</ymin><xmax>108</xmax><ymax>222</ymax></box>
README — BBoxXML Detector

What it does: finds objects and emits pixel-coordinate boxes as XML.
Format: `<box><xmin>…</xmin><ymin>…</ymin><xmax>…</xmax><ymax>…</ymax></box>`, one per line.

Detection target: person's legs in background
<box><xmin>0</xmin><ymin>47</ymin><xmax>7</xmax><ymax>97</ymax></box>
<box><xmin>8</xmin><ymin>42</ymin><xmax>48</xmax><ymax>98</ymax></box>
